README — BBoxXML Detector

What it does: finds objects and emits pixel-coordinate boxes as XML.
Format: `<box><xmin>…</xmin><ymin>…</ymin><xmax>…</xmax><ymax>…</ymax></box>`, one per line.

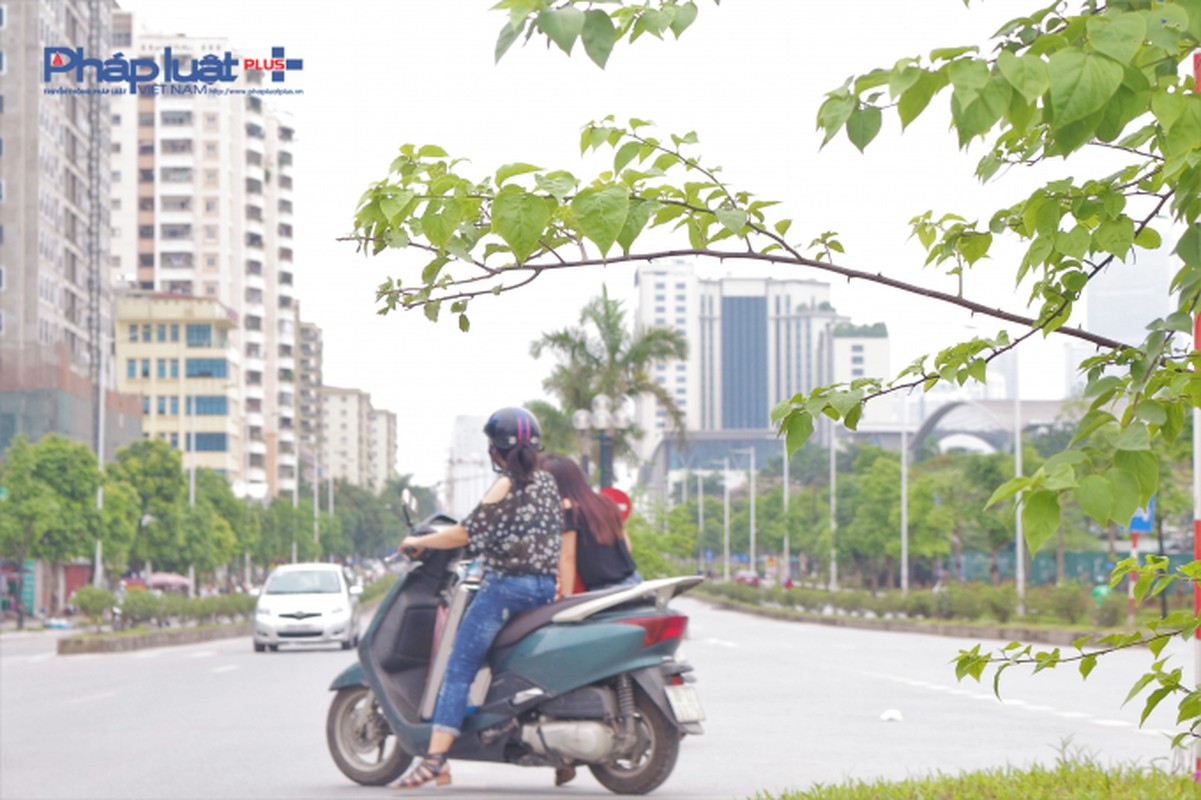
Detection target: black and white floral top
<box><xmin>463</xmin><ymin>469</ymin><xmax>562</xmax><ymax>576</ymax></box>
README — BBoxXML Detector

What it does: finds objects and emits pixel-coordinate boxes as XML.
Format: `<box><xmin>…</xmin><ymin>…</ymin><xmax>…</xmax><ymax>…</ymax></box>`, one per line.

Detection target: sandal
<box><xmin>394</xmin><ymin>754</ymin><xmax>451</xmax><ymax>789</ymax></box>
<box><xmin>554</xmin><ymin>765</ymin><xmax>577</xmax><ymax>786</ymax></box>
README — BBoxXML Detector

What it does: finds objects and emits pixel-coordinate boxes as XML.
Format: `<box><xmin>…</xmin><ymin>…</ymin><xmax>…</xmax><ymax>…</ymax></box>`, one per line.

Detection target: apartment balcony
<box><xmin>248</xmin><ymin>439</ymin><xmax>268</xmax><ymax>456</ymax></box>
<box><xmin>278</xmin><ymin>427</ymin><xmax>295</xmax><ymax>445</ymax></box>
<box><xmin>247</xmin><ymin>466</ymin><xmax>268</xmax><ymax>484</ymax></box>
<box><xmin>245</xmin><ymin>383</ymin><xmax>265</xmax><ymax>402</ymax></box>
<box><xmin>276</xmin><ymin>355</ymin><xmax>295</xmax><ymax>372</ymax></box>
<box><xmin>246</xmin><ymin>411</ymin><xmax>264</xmax><ymax>428</ymax></box>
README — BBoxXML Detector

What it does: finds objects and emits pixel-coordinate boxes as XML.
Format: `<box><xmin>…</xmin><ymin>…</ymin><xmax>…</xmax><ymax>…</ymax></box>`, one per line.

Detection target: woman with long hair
<box><xmin>542</xmin><ymin>453</ymin><xmax>640</xmax><ymax>597</ymax></box>
<box><xmin>392</xmin><ymin>407</ymin><xmax>561</xmax><ymax>790</ymax></box>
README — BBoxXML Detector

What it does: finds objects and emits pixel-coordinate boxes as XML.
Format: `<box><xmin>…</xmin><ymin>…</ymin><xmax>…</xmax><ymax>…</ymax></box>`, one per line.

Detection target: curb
<box><xmin>691</xmin><ymin>594</ymin><xmax>1100</xmax><ymax>647</ymax></box>
<box><xmin>57</xmin><ymin>623</ymin><xmax>253</xmax><ymax>655</ymax></box>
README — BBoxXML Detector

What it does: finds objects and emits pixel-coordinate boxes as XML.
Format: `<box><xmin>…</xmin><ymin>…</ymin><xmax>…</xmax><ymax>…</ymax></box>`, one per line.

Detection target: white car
<box><xmin>253</xmin><ymin>563</ymin><xmax>362</xmax><ymax>652</ymax></box>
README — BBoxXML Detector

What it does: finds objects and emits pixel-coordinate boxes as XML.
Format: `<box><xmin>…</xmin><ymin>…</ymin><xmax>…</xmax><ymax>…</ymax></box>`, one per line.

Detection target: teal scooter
<box><xmin>325</xmin><ymin>513</ymin><xmax>704</xmax><ymax>795</ymax></box>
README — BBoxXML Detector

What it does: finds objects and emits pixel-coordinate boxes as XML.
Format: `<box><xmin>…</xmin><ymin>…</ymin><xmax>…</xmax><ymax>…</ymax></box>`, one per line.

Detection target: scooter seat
<box><xmin>492</xmin><ymin>588</ymin><xmax>623</xmax><ymax>650</ymax></box>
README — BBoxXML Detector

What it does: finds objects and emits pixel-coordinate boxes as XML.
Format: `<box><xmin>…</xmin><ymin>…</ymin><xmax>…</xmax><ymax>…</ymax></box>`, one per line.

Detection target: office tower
<box><xmin>108</xmin><ymin>14</ymin><xmax>298</xmax><ymax>499</ymax></box>
<box><xmin>297</xmin><ymin>316</ymin><xmax>324</xmax><ymax>486</ymax></box>
<box><xmin>366</xmin><ymin>407</ymin><xmax>397</xmax><ymax>492</ymax></box>
<box><xmin>633</xmin><ymin>261</ymin><xmax>885</xmax><ymax>458</ymax></box>
<box><xmin>0</xmin><ymin>0</ymin><xmax>142</xmax><ymax>455</ymax></box>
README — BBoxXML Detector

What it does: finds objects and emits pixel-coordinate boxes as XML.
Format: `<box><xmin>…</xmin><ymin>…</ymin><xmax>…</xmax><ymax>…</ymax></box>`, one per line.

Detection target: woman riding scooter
<box><xmin>393</xmin><ymin>407</ymin><xmax>562</xmax><ymax>790</ymax></box>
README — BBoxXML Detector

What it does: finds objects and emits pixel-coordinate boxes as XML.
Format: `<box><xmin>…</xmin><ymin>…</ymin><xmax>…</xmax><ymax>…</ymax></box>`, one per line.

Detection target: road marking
<box><xmin>212</xmin><ymin>665</ymin><xmax>239</xmax><ymax>674</ymax></box>
<box><xmin>1020</xmin><ymin>704</ymin><xmax>1055</xmax><ymax>712</ymax></box>
<box><xmin>1054</xmin><ymin>711</ymin><xmax>1089</xmax><ymax>719</ymax></box>
<box><xmin>188</xmin><ymin>650</ymin><xmax>217</xmax><ymax>658</ymax></box>
<box><xmin>28</xmin><ymin>653</ymin><xmax>54</xmax><ymax>663</ymax></box>
<box><xmin>66</xmin><ymin>691</ymin><xmax>118</xmax><ymax>705</ymax></box>
<box><xmin>1090</xmin><ymin>719</ymin><xmax>1133</xmax><ymax>728</ymax></box>
<box><xmin>698</xmin><ymin>637</ymin><xmax>738</xmax><ymax>648</ymax></box>
<box><xmin>134</xmin><ymin>650</ymin><xmax>162</xmax><ymax>658</ymax></box>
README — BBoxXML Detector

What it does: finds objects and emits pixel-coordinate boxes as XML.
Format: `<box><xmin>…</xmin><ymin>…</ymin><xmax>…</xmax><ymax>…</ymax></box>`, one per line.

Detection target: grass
<box><xmin>757</xmin><ymin>760</ymin><xmax>1197</xmax><ymax>800</ymax></box>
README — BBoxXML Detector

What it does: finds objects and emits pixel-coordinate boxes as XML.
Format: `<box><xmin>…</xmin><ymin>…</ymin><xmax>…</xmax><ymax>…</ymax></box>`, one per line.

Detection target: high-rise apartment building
<box><xmin>321</xmin><ymin>386</ymin><xmax>395</xmax><ymax>492</ymax></box>
<box><xmin>108</xmin><ymin>14</ymin><xmax>298</xmax><ymax>499</ymax></box>
<box><xmin>0</xmin><ymin>0</ymin><xmax>142</xmax><ymax>455</ymax></box>
<box><xmin>632</xmin><ymin>261</ymin><xmax>886</xmax><ymax>459</ymax></box>
<box><xmin>114</xmin><ymin>292</ymin><xmax>243</xmax><ymax>484</ymax></box>
<box><xmin>297</xmin><ymin>316</ymin><xmax>324</xmax><ymax>485</ymax></box>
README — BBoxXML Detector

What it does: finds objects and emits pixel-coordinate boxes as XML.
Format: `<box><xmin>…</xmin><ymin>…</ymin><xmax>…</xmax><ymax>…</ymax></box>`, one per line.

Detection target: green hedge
<box><xmin>762</xmin><ymin>760</ymin><xmax>1195</xmax><ymax>799</ymax></box>
<box><xmin>700</xmin><ymin>580</ymin><xmax>1154</xmax><ymax>629</ymax></box>
<box><xmin>115</xmin><ymin>588</ymin><xmax>255</xmax><ymax>628</ymax></box>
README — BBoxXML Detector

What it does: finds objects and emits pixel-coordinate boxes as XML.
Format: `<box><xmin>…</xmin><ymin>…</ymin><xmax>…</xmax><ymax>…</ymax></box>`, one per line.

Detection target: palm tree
<box><xmin>530</xmin><ymin>285</ymin><xmax>688</xmax><ymax>469</ymax></box>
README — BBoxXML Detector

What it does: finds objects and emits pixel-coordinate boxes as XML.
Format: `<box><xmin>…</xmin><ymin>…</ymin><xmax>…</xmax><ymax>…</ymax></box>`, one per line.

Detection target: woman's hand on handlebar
<box><xmin>399</xmin><ymin>535</ymin><xmax>425</xmax><ymax>558</ymax></box>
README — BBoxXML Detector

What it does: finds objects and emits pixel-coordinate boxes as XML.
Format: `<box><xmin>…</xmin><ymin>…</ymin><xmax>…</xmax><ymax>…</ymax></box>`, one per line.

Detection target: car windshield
<box><xmin>264</xmin><ymin>570</ymin><xmax>342</xmax><ymax>595</ymax></box>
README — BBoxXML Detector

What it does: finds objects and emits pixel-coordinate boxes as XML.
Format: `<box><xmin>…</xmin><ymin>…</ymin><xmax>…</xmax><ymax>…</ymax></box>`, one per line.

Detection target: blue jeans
<box><xmin>430</xmin><ymin>573</ymin><xmax>556</xmax><ymax>737</ymax></box>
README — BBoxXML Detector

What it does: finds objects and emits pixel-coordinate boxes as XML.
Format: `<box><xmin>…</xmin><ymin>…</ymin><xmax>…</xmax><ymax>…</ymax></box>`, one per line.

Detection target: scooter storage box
<box><xmin>540</xmin><ymin>686</ymin><xmax>617</xmax><ymax>721</ymax></box>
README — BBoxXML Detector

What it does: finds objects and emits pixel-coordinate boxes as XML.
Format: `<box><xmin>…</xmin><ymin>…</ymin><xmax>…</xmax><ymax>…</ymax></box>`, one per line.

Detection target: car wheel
<box><xmin>254</xmin><ymin>642</ymin><xmax>266</xmax><ymax>653</ymax></box>
<box><xmin>268</xmin><ymin>644</ymin><xmax>279</xmax><ymax>652</ymax></box>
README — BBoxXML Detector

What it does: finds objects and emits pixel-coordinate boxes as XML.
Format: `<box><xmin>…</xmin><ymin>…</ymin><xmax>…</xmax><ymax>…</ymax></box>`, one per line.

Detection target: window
<box><xmin>170</xmin><ymin>359</ymin><xmax>179</xmax><ymax>378</ymax></box>
<box><xmin>129</xmin><ymin>324</ymin><xmax>138</xmax><ymax>342</ymax></box>
<box><xmin>156</xmin><ymin>359</ymin><xmax>166</xmax><ymax>378</ymax></box>
<box><xmin>142</xmin><ymin>396</ymin><xmax>149</xmax><ymax>414</ymax></box>
<box><xmin>851</xmin><ymin>356</ymin><xmax>864</xmax><ymax>365</ymax></box>
<box><xmin>160</xmin><ymin>110</ymin><xmax>193</xmax><ymax>126</ymax></box>
<box><xmin>142</xmin><ymin>324</ymin><xmax>151</xmax><ymax>341</ymax></box>
<box><xmin>157</xmin><ymin>324</ymin><xmax>166</xmax><ymax>342</ymax></box>
<box><xmin>186</xmin><ymin>324</ymin><xmax>212</xmax><ymax>347</ymax></box>
<box><xmin>156</xmin><ymin>396</ymin><xmax>166</xmax><ymax>414</ymax></box>
<box><xmin>0</xmin><ymin>266</ymin><xmax>4</xmax><ymax>291</ymax></box>
<box><xmin>140</xmin><ymin>358</ymin><xmax>150</xmax><ymax>378</ymax></box>
<box><xmin>126</xmin><ymin>358</ymin><xmax>136</xmax><ymax>378</ymax></box>
<box><xmin>185</xmin><ymin>358</ymin><xmax>228</xmax><ymax>378</ymax></box>
<box><xmin>170</xmin><ymin>396</ymin><xmax>179</xmax><ymax>415</ymax></box>
<box><xmin>193</xmin><ymin>433</ymin><xmax>227</xmax><ymax>452</ymax></box>
<box><xmin>190</xmin><ymin>396</ymin><xmax>228</xmax><ymax>415</ymax></box>
<box><xmin>170</xmin><ymin>324</ymin><xmax>179</xmax><ymax>342</ymax></box>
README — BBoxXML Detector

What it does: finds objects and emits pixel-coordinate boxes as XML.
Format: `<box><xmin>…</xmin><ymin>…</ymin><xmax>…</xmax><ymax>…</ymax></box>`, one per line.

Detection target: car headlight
<box><xmin>329</xmin><ymin>606</ymin><xmax>346</xmax><ymax>616</ymax></box>
<box><xmin>256</xmin><ymin>606</ymin><xmax>271</xmax><ymax>616</ymax></box>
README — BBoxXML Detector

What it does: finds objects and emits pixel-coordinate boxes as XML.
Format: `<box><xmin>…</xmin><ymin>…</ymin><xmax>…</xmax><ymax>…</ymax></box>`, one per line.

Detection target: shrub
<box><xmin>1093</xmin><ymin>592</ymin><xmax>1126</xmax><ymax>628</ymax></box>
<box><xmin>1048</xmin><ymin>582</ymin><xmax>1091</xmax><ymax>625</ymax></box>
<box><xmin>984</xmin><ymin>584</ymin><xmax>1018</xmax><ymax>623</ymax></box>
<box><xmin>120</xmin><ymin>588</ymin><xmax>162</xmax><ymax>626</ymax></box>
<box><xmin>905</xmin><ymin>591</ymin><xmax>935</xmax><ymax>619</ymax></box>
<box><xmin>947</xmin><ymin>584</ymin><xmax>985</xmax><ymax>621</ymax></box>
<box><xmin>72</xmin><ymin>586</ymin><xmax>116</xmax><ymax>630</ymax></box>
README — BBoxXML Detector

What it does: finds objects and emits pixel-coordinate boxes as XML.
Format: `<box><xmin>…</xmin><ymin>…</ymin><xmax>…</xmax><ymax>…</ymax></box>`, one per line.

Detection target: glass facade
<box><xmin>721</xmin><ymin>296</ymin><xmax>767</xmax><ymax>429</ymax></box>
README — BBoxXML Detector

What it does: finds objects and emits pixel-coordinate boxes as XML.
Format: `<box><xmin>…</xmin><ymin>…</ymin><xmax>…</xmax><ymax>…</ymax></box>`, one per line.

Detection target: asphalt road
<box><xmin>0</xmin><ymin>597</ymin><xmax>1192</xmax><ymax>800</ymax></box>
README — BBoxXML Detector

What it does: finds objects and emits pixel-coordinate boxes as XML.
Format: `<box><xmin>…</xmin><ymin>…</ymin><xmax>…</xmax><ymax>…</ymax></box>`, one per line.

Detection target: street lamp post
<box><xmin>732</xmin><ymin>447</ymin><xmax>757</xmax><ymax>576</ymax></box>
<box><xmin>572</xmin><ymin>394</ymin><xmax>632</xmax><ymax>488</ymax></box>
<box><xmin>722</xmin><ymin>457</ymin><xmax>731</xmax><ymax>582</ymax></box>
<box><xmin>696</xmin><ymin>472</ymin><xmax>704</xmax><ymax>573</ymax></box>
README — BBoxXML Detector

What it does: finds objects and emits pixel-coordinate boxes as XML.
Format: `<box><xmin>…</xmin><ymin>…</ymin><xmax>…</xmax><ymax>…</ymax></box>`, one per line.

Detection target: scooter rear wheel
<box><xmin>589</xmin><ymin>687</ymin><xmax>679</xmax><ymax>795</ymax></box>
<box><xmin>326</xmin><ymin>685</ymin><xmax>413</xmax><ymax>785</ymax></box>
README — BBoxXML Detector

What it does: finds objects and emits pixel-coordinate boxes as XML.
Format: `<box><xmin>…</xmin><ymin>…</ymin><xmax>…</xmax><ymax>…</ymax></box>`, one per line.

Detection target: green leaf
<box><xmin>495</xmin><ymin>162</ymin><xmax>542</xmax><ymax>187</ymax></box>
<box><xmin>458</xmin><ymin>313</ymin><xmax>470</xmax><ymax>333</ymax></box>
<box><xmin>616</xmin><ymin>197</ymin><xmax>655</xmax><ymax>254</ymax></box>
<box><xmin>495</xmin><ymin>22</ymin><xmax>521</xmax><ymax>63</ymax></box>
<box><xmin>537</xmin><ymin>7</ymin><xmax>585</xmax><ymax>54</ymax></box>
<box><xmin>1022</xmin><ymin>490</ymin><xmax>1061</xmax><ymax>554</ymax></box>
<box><xmin>669</xmin><ymin>1</ymin><xmax>698</xmax><ymax>38</ymax></box>
<box><xmin>958</xmin><ymin>232</ymin><xmax>992</xmax><ymax>265</ymax></box>
<box><xmin>1076</xmin><ymin>474</ymin><xmax>1114</xmax><ymax>525</ymax></box>
<box><xmin>785</xmin><ymin>413</ymin><xmax>814</xmax><ymax>456</ymax></box>
<box><xmin>1056</xmin><ymin>225</ymin><xmax>1090</xmax><ymax>259</ymax></box>
<box><xmin>1113</xmin><ymin>421</ymin><xmax>1151</xmax><ymax>451</ymax></box>
<box><xmin>613</xmin><ymin>141</ymin><xmax>642</xmax><ymax>174</ymax></box>
<box><xmin>1079</xmin><ymin>653</ymin><xmax>1098</xmax><ymax>679</ymax></box>
<box><xmin>571</xmin><ymin>185</ymin><xmax>630</xmax><ymax>256</ymax></box>
<box><xmin>716</xmin><ymin>208</ymin><xmax>748</xmax><ymax>236</ymax></box>
<box><xmin>1132</xmin><ymin>399</ymin><xmax>1166</xmax><ymax>426</ymax></box>
<box><xmin>1048</xmin><ymin>50</ymin><xmax>1124</xmax><ymax>127</ymax></box>
<box><xmin>1093</xmin><ymin>217</ymin><xmax>1135</xmax><ymax>257</ymax></box>
<box><xmin>997</xmin><ymin>51</ymin><xmax>1050</xmax><ymax>103</ymax></box>
<box><xmin>1087</xmin><ymin>14</ymin><xmax>1147</xmax><ymax>66</ymax></box>
<box><xmin>491</xmin><ymin>185</ymin><xmax>553</xmax><ymax>264</ymax></box>
<box><xmin>1176</xmin><ymin>224</ymin><xmax>1201</xmax><ymax>267</ymax></box>
<box><xmin>1108</xmin><ymin>468</ymin><xmax>1142</xmax><ymax>528</ymax></box>
<box><xmin>846</xmin><ymin>106</ymin><xmax>882</xmax><ymax>152</ymax></box>
<box><xmin>534</xmin><ymin>170</ymin><xmax>578</xmax><ymax>202</ymax></box>
<box><xmin>898</xmin><ymin>71</ymin><xmax>948</xmax><ymax>130</ymax></box>
<box><xmin>417</xmin><ymin>144</ymin><xmax>448</xmax><ymax>158</ymax></box>
<box><xmin>986</xmin><ymin>475</ymin><xmax>1028</xmax><ymax>508</ymax></box>
<box><xmin>581</xmin><ymin>10</ymin><xmax>617</xmax><ymax>69</ymax></box>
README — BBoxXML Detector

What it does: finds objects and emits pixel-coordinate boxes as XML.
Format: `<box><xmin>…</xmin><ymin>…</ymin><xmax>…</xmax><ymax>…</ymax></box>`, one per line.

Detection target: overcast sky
<box><xmin>114</xmin><ymin>0</ymin><xmax>1077</xmax><ymax>486</ymax></box>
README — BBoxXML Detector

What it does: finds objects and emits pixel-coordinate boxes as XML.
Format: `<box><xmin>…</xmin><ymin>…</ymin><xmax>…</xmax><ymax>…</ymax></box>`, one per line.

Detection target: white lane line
<box><xmin>1003</xmin><ymin>699</ymin><xmax>1029</xmax><ymax>706</ymax></box>
<box><xmin>212</xmin><ymin>665</ymin><xmax>239</xmax><ymax>674</ymax></box>
<box><xmin>134</xmin><ymin>650</ymin><xmax>163</xmax><ymax>658</ymax></box>
<box><xmin>1055</xmin><ymin>711</ymin><xmax>1089</xmax><ymax>719</ymax></box>
<box><xmin>66</xmin><ymin>691</ymin><xmax>118</xmax><ymax>705</ymax></box>
<box><xmin>28</xmin><ymin>653</ymin><xmax>54</xmax><ymax>663</ymax></box>
<box><xmin>1091</xmin><ymin>719</ymin><xmax>1133</xmax><ymax>728</ymax></box>
<box><xmin>188</xmin><ymin>650</ymin><xmax>217</xmax><ymax>658</ymax></box>
<box><xmin>1020</xmin><ymin>704</ymin><xmax>1055</xmax><ymax>712</ymax></box>
<box><xmin>698</xmin><ymin>638</ymin><xmax>738</xmax><ymax>648</ymax></box>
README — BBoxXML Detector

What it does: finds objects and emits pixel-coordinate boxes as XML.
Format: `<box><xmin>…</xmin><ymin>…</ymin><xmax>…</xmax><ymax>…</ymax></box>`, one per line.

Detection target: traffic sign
<box><xmin>1128</xmin><ymin>495</ymin><xmax>1155</xmax><ymax>534</ymax></box>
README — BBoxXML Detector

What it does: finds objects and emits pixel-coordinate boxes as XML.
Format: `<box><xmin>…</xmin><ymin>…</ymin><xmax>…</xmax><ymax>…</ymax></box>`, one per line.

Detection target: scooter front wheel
<box><xmin>326</xmin><ymin>685</ymin><xmax>413</xmax><ymax>785</ymax></box>
<box><xmin>589</xmin><ymin>687</ymin><xmax>679</xmax><ymax>795</ymax></box>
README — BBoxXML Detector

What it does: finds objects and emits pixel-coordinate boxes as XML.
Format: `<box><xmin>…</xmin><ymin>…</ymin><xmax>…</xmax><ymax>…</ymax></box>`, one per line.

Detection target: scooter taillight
<box><xmin>619</xmin><ymin>614</ymin><xmax>688</xmax><ymax>647</ymax></box>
